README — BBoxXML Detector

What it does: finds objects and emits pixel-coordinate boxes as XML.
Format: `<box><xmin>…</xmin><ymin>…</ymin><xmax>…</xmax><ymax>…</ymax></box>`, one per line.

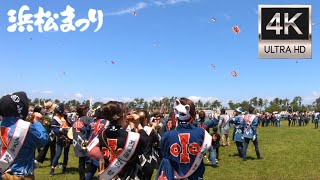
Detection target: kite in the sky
<box><xmin>132</xmin><ymin>12</ymin><xmax>137</xmax><ymax>16</ymax></box>
<box><xmin>153</xmin><ymin>41</ymin><xmax>158</xmax><ymax>47</ymax></box>
<box><xmin>29</xmin><ymin>37</ymin><xmax>32</xmax><ymax>40</ymax></box>
<box><xmin>211</xmin><ymin>64</ymin><xmax>215</xmax><ymax>68</ymax></box>
<box><xmin>233</xmin><ymin>26</ymin><xmax>240</xmax><ymax>34</ymax></box>
<box><xmin>211</xmin><ymin>18</ymin><xmax>216</xmax><ymax>22</ymax></box>
<box><xmin>312</xmin><ymin>22</ymin><xmax>315</xmax><ymax>26</ymax></box>
<box><xmin>111</xmin><ymin>60</ymin><xmax>116</xmax><ymax>64</ymax></box>
<box><xmin>231</xmin><ymin>71</ymin><xmax>237</xmax><ymax>77</ymax></box>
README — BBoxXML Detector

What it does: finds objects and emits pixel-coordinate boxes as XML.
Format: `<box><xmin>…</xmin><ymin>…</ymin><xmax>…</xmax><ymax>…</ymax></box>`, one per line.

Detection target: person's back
<box><xmin>100</xmin><ymin>127</ymin><xmax>145</xmax><ymax>178</ymax></box>
<box><xmin>96</xmin><ymin>101</ymin><xmax>147</xmax><ymax>180</ymax></box>
<box><xmin>0</xmin><ymin>92</ymin><xmax>48</xmax><ymax>179</ymax></box>
<box><xmin>157</xmin><ymin>98</ymin><xmax>211</xmax><ymax>180</ymax></box>
<box><xmin>161</xmin><ymin>123</ymin><xmax>206</xmax><ymax>178</ymax></box>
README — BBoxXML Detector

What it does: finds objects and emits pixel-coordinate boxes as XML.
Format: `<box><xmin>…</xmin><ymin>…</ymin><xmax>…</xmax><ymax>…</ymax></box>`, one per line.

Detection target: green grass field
<box><xmin>34</xmin><ymin>121</ymin><xmax>320</xmax><ymax>180</ymax></box>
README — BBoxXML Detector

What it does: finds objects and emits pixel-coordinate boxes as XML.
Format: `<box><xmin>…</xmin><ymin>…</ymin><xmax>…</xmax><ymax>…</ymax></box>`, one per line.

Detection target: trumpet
<box><xmin>81</xmin><ymin>140</ymin><xmax>88</xmax><ymax>150</ymax></box>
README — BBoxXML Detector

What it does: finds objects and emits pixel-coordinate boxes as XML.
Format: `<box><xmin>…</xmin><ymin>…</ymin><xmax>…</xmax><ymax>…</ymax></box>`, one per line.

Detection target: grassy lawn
<box><xmin>35</xmin><ymin>120</ymin><xmax>320</xmax><ymax>180</ymax></box>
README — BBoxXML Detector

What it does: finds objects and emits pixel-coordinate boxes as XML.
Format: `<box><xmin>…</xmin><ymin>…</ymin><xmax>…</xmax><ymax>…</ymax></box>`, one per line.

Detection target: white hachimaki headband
<box><xmin>174</xmin><ymin>99</ymin><xmax>191</xmax><ymax>121</ymax></box>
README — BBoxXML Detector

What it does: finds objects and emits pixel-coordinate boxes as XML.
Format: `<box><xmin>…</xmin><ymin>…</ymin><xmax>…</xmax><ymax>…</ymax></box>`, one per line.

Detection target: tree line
<box><xmin>28</xmin><ymin>96</ymin><xmax>320</xmax><ymax>113</ymax></box>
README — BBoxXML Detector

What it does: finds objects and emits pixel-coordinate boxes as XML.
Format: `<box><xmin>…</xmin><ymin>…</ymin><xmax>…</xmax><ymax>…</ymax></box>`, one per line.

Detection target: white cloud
<box><xmin>74</xmin><ymin>93</ymin><xmax>83</xmax><ymax>99</ymax></box>
<box><xmin>105</xmin><ymin>0</ymin><xmax>193</xmax><ymax>16</ymax></box>
<box><xmin>32</xmin><ymin>90</ymin><xmax>53</xmax><ymax>94</ymax></box>
<box><xmin>145</xmin><ymin>96</ymin><xmax>165</xmax><ymax>102</ymax></box>
<box><xmin>105</xmin><ymin>2</ymin><xmax>148</xmax><ymax>16</ymax></box>
<box><xmin>166</xmin><ymin>0</ymin><xmax>191</xmax><ymax>5</ymax></box>
<box><xmin>154</xmin><ymin>0</ymin><xmax>191</xmax><ymax>6</ymax></box>
<box><xmin>101</xmin><ymin>97</ymin><xmax>133</xmax><ymax>103</ymax></box>
<box><xmin>303</xmin><ymin>91</ymin><xmax>320</xmax><ymax>105</ymax></box>
<box><xmin>188</xmin><ymin>96</ymin><xmax>219</xmax><ymax>103</ymax></box>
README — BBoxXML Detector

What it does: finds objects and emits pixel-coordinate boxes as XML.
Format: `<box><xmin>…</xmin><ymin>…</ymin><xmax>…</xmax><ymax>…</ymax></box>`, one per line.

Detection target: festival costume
<box><xmin>138</xmin><ymin>126</ymin><xmax>160</xmax><ymax>180</ymax></box>
<box><xmin>72</xmin><ymin>116</ymin><xmax>92</xmax><ymax>180</ymax></box>
<box><xmin>98</xmin><ymin>126</ymin><xmax>146</xmax><ymax>180</ymax></box>
<box><xmin>314</xmin><ymin>113</ymin><xmax>319</xmax><ymax>129</ymax></box>
<box><xmin>157</xmin><ymin>124</ymin><xmax>212</xmax><ymax>179</ymax></box>
<box><xmin>156</xmin><ymin>99</ymin><xmax>212</xmax><ymax>180</ymax></box>
<box><xmin>50</xmin><ymin>115</ymin><xmax>71</xmax><ymax>174</ymax></box>
<box><xmin>230</xmin><ymin>114</ymin><xmax>245</xmax><ymax>157</ymax></box>
<box><xmin>36</xmin><ymin>113</ymin><xmax>56</xmax><ymax>165</ymax></box>
<box><xmin>0</xmin><ymin>117</ymin><xmax>48</xmax><ymax>178</ymax></box>
<box><xmin>218</xmin><ymin>115</ymin><xmax>231</xmax><ymax>146</ymax></box>
<box><xmin>242</xmin><ymin>114</ymin><xmax>262</xmax><ymax>161</ymax></box>
<box><xmin>85</xmin><ymin>118</ymin><xmax>107</xmax><ymax>180</ymax></box>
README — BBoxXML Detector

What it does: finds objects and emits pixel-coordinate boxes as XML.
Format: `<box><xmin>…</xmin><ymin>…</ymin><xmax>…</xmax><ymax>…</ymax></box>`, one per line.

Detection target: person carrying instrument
<box><xmin>72</xmin><ymin>105</ymin><xmax>92</xmax><ymax>180</ymax></box>
<box><xmin>88</xmin><ymin>101</ymin><xmax>147</xmax><ymax>179</ymax></box>
<box><xmin>50</xmin><ymin>103</ymin><xmax>71</xmax><ymax>176</ymax></box>
<box><xmin>0</xmin><ymin>92</ymin><xmax>48</xmax><ymax>180</ymax></box>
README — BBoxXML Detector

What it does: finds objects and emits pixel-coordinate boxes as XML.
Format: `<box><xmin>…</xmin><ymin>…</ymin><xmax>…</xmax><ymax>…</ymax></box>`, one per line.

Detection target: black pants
<box><xmin>288</xmin><ymin>120</ymin><xmax>291</xmax><ymax>127</ymax></box>
<box><xmin>242</xmin><ymin>138</ymin><xmax>261</xmax><ymax>160</ymax></box>
<box><xmin>215</xmin><ymin>147</ymin><xmax>219</xmax><ymax>160</ymax></box>
<box><xmin>85</xmin><ymin>161</ymin><xmax>98</xmax><ymax>180</ymax></box>
<box><xmin>292</xmin><ymin>119</ymin><xmax>296</xmax><ymax>126</ymax></box>
<box><xmin>79</xmin><ymin>157</ymin><xmax>87</xmax><ymax>180</ymax></box>
<box><xmin>52</xmin><ymin>142</ymin><xmax>70</xmax><ymax>168</ymax></box>
<box><xmin>36</xmin><ymin>138</ymin><xmax>56</xmax><ymax>164</ymax></box>
<box><xmin>235</xmin><ymin>141</ymin><xmax>243</xmax><ymax>157</ymax></box>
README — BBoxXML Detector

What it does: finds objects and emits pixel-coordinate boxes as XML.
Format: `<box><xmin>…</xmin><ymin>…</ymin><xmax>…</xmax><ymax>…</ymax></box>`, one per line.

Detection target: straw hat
<box><xmin>44</xmin><ymin>101</ymin><xmax>57</xmax><ymax>113</ymax></box>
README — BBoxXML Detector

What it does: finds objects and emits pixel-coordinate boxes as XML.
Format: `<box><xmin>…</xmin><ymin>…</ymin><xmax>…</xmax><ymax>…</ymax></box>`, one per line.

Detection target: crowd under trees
<box><xmin>28</xmin><ymin>96</ymin><xmax>320</xmax><ymax>113</ymax></box>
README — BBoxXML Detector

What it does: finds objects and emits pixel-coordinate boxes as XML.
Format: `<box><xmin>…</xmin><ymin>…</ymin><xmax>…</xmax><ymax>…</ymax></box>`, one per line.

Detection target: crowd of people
<box><xmin>255</xmin><ymin>110</ymin><xmax>320</xmax><ymax>128</ymax></box>
<box><xmin>0</xmin><ymin>91</ymin><xmax>271</xmax><ymax>180</ymax></box>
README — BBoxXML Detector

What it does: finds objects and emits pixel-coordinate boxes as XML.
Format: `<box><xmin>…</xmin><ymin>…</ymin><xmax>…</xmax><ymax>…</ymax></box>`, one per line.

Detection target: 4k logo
<box><xmin>258</xmin><ymin>5</ymin><xmax>312</xmax><ymax>59</ymax></box>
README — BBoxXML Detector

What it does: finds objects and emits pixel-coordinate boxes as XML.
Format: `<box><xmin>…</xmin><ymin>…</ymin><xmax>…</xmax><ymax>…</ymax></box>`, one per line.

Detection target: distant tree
<box><xmin>82</xmin><ymin>100</ymin><xmax>91</xmax><ymax>107</ymax></box>
<box><xmin>204</xmin><ymin>101</ymin><xmax>211</xmax><ymax>108</ymax></box>
<box><xmin>240</xmin><ymin>101</ymin><xmax>251</xmax><ymax>111</ymax></box>
<box><xmin>314</xmin><ymin>97</ymin><xmax>320</xmax><ymax>107</ymax></box>
<box><xmin>92</xmin><ymin>102</ymin><xmax>103</xmax><ymax>109</ymax></box>
<box><xmin>143</xmin><ymin>101</ymin><xmax>149</xmax><ymax>110</ymax></box>
<box><xmin>292</xmin><ymin>96</ymin><xmax>302</xmax><ymax>107</ymax></box>
<box><xmin>28</xmin><ymin>98</ymin><xmax>35</xmax><ymax>106</ymax></box>
<box><xmin>250</xmin><ymin>97</ymin><xmax>258</xmax><ymax>107</ymax></box>
<box><xmin>197</xmin><ymin>100</ymin><xmax>203</xmax><ymax>108</ymax></box>
<box><xmin>128</xmin><ymin>101</ymin><xmax>136</xmax><ymax>109</ymax></box>
<box><xmin>33</xmin><ymin>98</ymin><xmax>39</xmax><ymax>105</ymax></box>
<box><xmin>258</xmin><ymin>98</ymin><xmax>263</xmax><ymax>111</ymax></box>
<box><xmin>66</xmin><ymin>100</ymin><xmax>80</xmax><ymax>108</ymax></box>
<box><xmin>212</xmin><ymin>100</ymin><xmax>222</xmax><ymax>109</ymax></box>
<box><xmin>265</xmin><ymin>104</ymin><xmax>281</xmax><ymax>112</ymax></box>
<box><xmin>272</xmin><ymin>98</ymin><xmax>280</xmax><ymax>106</ymax></box>
<box><xmin>54</xmin><ymin>99</ymin><xmax>61</xmax><ymax>104</ymax></box>
<box><xmin>228</xmin><ymin>100</ymin><xmax>236</xmax><ymax>110</ymax></box>
<box><xmin>263</xmin><ymin>99</ymin><xmax>269</xmax><ymax>109</ymax></box>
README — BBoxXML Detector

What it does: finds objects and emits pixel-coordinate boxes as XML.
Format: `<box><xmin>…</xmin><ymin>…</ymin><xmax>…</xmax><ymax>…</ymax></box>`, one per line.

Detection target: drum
<box><xmin>67</xmin><ymin>127</ymin><xmax>73</xmax><ymax>139</ymax></box>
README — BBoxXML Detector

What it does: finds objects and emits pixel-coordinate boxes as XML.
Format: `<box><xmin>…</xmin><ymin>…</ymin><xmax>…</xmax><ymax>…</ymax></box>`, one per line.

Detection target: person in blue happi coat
<box><xmin>242</xmin><ymin>107</ymin><xmax>263</xmax><ymax>161</ymax></box>
<box><xmin>0</xmin><ymin>92</ymin><xmax>48</xmax><ymax>180</ymax></box>
<box><xmin>157</xmin><ymin>98</ymin><xmax>212</xmax><ymax>180</ymax></box>
<box><xmin>230</xmin><ymin>107</ymin><xmax>245</xmax><ymax>158</ymax></box>
<box><xmin>314</xmin><ymin>113</ymin><xmax>319</xmax><ymax>129</ymax></box>
<box><xmin>195</xmin><ymin>111</ymin><xmax>217</xmax><ymax>167</ymax></box>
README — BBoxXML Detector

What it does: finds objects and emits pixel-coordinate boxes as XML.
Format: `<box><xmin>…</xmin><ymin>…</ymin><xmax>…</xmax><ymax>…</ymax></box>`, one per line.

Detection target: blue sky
<box><xmin>0</xmin><ymin>0</ymin><xmax>319</xmax><ymax>105</ymax></box>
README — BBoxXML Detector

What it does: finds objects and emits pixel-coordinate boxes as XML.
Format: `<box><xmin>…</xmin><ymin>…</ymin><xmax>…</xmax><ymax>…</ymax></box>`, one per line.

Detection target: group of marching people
<box><xmin>0</xmin><ymin>91</ymin><xmax>264</xmax><ymax>180</ymax></box>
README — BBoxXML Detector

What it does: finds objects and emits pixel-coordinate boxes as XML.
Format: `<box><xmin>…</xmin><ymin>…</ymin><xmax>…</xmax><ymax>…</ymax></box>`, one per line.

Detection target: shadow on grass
<box><xmin>53</xmin><ymin>167</ymin><xmax>79</xmax><ymax>175</ymax></box>
<box><xmin>229</xmin><ymin>153</ymin><xmax>242</xmax><ymax>158</ymax></box>
<box><xmin>228</xmin><ymin>154</ymin><xmax>260</xmax><ymax>161</ymax></box>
